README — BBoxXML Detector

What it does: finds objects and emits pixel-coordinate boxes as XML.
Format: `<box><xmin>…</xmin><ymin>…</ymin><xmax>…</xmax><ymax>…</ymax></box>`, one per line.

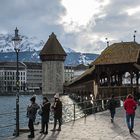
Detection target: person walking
<box><xmin>107</xmin><ymin>95</ymin><xmax>117</xmax><ymax>123</ymax></box>
<box><xmin>124</xmin><ymin>94</ymin><xmax>137</xmax><ymax>134</ymax></box>
<box><xmin>51</xmin><ymin>93</ymin><xmax>62</xmax><ymax>131</ymax></box>
<box><xmin>40</xmin><ymin>97</ymin><xmax>51</xmax><ymax>135</ymax></box>
<box><xmin>27</xmin><ymin>95</ymin><xmax>40</xmax><ymax>138</ymax></box>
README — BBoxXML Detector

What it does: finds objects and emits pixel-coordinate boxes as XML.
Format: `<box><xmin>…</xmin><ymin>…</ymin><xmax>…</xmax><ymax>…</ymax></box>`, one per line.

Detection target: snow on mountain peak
<box><xmin>0</xmin><ymin>34</ymin><xmax>75</xmax><ymax>53</ymax></box>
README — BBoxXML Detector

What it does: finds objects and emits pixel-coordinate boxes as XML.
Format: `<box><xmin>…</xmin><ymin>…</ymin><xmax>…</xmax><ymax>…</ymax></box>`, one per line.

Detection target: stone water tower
<box><xmin>40</xmin><ymin>32</ymin><xmax>67</xmax><ymax>95</ymax></box>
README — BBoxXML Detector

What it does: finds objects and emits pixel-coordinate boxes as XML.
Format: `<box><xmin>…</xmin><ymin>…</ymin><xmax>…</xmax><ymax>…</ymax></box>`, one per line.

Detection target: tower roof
<box><xmin>40</xmin><ymin>32</ymin><xmax>67</xmax><ymax>61</ymax></box>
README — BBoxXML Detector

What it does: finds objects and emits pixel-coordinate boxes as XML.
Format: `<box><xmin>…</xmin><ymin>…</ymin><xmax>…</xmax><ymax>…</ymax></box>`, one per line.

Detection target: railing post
<box><xmin>84</xmin><ymin>102</ymin><xmax>86</xmax><ymax>118</ymax></box>
<box><xmin>73</xmin><ymin>103</ymin><xmax>75</xmax><ymax>121</ymax></box>
<box><xmin>92</xmin><ymin>102</ymin><xmax>94</xmax><ymax>115</ymax></box>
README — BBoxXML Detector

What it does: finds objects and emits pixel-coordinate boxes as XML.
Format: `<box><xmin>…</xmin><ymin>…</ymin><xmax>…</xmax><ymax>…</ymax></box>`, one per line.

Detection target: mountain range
<box><xmin>0</xmin><ymin>34</ymin><xmax>99</xmax><ymax>66</ymax></box>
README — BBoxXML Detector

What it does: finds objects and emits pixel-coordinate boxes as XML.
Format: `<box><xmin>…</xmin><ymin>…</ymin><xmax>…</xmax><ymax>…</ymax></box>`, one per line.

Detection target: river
<box><xmin>0</xmin><ymin>95</ymin><xmax>84</xmax><ymax>139</ymax></box>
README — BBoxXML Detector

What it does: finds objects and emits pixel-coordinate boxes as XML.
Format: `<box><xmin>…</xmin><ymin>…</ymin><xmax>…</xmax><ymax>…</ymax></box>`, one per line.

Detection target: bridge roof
<box><xmin>69</xmin><ymin>65</ymin><xmax>95</xmax><ymax>86</ymax></box>
<box><xmin>92</xmin><ymin>42</ymin><xmax>140</xmax><ymax>65</ymax></box>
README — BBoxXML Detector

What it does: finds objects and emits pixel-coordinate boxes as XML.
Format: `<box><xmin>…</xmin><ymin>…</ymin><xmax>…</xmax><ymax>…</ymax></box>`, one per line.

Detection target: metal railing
<box><xmin>61</xmin><ymin>95</ymin><xmax>127</xmax><ymax>123</ymax></box>
<box><xmin>0</xmin><ymin>95</ymin><xmax>127</xmax><ymax>138</ymax></box>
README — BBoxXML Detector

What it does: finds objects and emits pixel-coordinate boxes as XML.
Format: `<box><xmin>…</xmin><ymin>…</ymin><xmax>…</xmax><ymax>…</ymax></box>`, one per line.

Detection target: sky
<box><xmin>0</xmin><ymin>0</ymin><xmax>140</xmax><ymax>54</ymax></box>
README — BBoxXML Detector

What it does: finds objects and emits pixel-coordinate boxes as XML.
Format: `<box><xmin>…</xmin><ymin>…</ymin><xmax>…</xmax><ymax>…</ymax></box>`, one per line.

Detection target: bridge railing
<box><xmin>62</xmin><ymin>95</ymin><xmax>127</xmax><ymax>122</ymax></box>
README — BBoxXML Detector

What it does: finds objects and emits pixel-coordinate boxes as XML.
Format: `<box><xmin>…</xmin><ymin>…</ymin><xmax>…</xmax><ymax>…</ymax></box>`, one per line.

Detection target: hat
<box><xmin>54</xmin><ymin>93</ymin><xmax>59</xmax><ymax>99</ymax></box>
<box><xmin>30</xmin><ymin>95</ymin><xmax>36</xmax><ymax>102</ymax></box>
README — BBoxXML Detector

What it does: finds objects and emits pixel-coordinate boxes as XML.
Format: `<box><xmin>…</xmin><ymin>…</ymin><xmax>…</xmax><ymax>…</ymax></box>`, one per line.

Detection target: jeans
<box><xmin>53</xmin><ymin>117</ymin><xmax>62</xmax><ymax>129</ymax></box>
<box><xmin>110</xmin><ymin>110</ymin><xmax>115</xmax><ymax>119</ymax></box>
<box><xmin>41</xmin><ymin>119</ymin><xmax>48</xmax><ymax>133</ymax></box>
<box><xmin>126</xmin><ymin>113</ymin><xmax>135</xmax><ymax>130</ymax></box>
<box><xmin>28</xmin><ymin>119</ymin><xmax>34</xmax><ymax>136</ymax></box>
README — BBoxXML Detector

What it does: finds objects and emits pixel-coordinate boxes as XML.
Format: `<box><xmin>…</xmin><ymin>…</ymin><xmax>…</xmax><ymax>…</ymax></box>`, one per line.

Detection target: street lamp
<box><xmin>12</xmin><ymin>27</ymin><xmax>22</xmax><ymax>136</ymax></box>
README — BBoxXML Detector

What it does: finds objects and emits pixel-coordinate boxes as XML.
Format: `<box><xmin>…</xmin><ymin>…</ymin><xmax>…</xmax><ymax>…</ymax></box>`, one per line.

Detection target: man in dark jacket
<box><xmin>107</xmin><ymin>95</ymin><xmax>117</xmax><ymax>123</ymax></box>
<box><xmin>51</xmin><ymin>93</ymin><xmax>62</xmax><ymax>131</ymax></box>
<box><xmin>40</xmin><ymin>97</ymin><xmax>51</xmax><ymax>134</ymax></box>
<box><xmin>27</xmin><ymin>95</ymin><xmax>40</xmax><ymax>138</ymax></box>
<box><xmin>124</xmin><ymin>94</ymin><xmax>137</xmax><ymax>134</ymax></box>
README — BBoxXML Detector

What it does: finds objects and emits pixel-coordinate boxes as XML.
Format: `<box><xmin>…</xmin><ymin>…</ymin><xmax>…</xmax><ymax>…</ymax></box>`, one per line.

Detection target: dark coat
<box><xmin>27</xmin><ymin>103</ymin><xmax>40</xmax><ymax>121</ymax></box>
<box><xmin>41</xmin><ymin>101</ymin><xmax>51</xmax><ymax>122</ymax></box>
<box><xmin>107</xmin><ymin>98</ymin><xmax>117</xmax><ymax>111</ymax></box>
<box><xmin>52</xmin><ymin>99</ymin><xmax>62</xmax><ymax>119</ymax></box>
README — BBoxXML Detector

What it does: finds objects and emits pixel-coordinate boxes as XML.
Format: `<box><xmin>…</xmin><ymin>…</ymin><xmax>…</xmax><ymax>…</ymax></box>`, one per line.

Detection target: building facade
<box><xmin>24</xmin><ymin>62</ymin><xmax>42</xmax><ymax>92</ymax></box>
<box><xmin>0</xmin><ymin>61</ymin><xmax>87</xmax><ymax>94</ymax></box>
<box><xmin>64</xmin><ymin>66</ymin><xmax>74</xmax><ymax>83</ymax></box>
<box><xmin>0</xmin><ymin>62</ymin><xmax>26</xmax><ymax>93</ymax></box>
<box><xmin>0</xmin><ymin>62</ymin><xmax>42</xmax><ymax>93</ymax></box>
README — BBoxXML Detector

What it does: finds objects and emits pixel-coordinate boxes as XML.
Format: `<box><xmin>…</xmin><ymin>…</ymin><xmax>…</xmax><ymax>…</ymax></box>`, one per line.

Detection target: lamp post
<box><xmin>12</xmin><ymin>27</ymin><xmax>22</xmax><ymax>136</ymax></box>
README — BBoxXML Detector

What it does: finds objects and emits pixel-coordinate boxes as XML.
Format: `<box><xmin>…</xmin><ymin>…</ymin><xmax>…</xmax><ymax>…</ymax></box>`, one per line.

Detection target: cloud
<box><xmin>0</xmin><ymin>0</ymin><xmax>140</xmax><ymax>54</ymax></box>
<box><xmin>60</xmin><ymin>0</ymin><xmax>140</xmax><ymax>53</ymax></box>
<box><xmin>90</xmin><ymin>0</ymin><xmax>140</xmax><ymax>43</ymax></box>
<box><xmin>0</xmin><ymin>0</ymin><xmax>66</xmax><ymax>39</ymax></box>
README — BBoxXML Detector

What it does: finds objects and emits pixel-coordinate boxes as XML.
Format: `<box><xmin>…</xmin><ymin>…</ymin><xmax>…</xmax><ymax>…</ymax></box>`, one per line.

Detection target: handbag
<box><xmin>38</xmin><ymin>108</ymin><xmax>43</xmax><ymax>116</ymax></box>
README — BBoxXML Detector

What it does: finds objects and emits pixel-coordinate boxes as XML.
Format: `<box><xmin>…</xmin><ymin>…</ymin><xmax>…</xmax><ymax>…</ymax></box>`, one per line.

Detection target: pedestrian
<box><xmin>107</xmin><ymin>95</ymin><xmax>117</xmax><ymax>123</ymax></box>
<box><xmin>27</xmin><ymin>95</ymin><xmax>40</xmax><ymax>138</ymax></box>
<box><xmin>124</xmin><ymin>94</ymin><xmax>137</xmax><ymax>134</ymax></box>
<box><xmin>40</xmin><ymin>97</ymin><xmax>51</xmax><ymax>135</ymax></box>
<box><xmin>51</xmin><ymin>93</ymin><xmax>62</xmax><ymax>131</ymax></box>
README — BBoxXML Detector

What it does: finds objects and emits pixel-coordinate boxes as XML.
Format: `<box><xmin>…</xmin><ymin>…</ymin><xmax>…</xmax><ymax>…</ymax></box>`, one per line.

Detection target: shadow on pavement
<box><xmin>131</xmin><ymin>133</ymin><xmax>140</xmax><ymax>140</ymax></box>
<box><xmin>111</xmin><ymin>122</ymin><xmax>126</xmax><ymax>136</ymax></box>
<box><xmin>47</xmin><ymin>131</ymin><xmax>60</xmax><ymax>140</ymax></box>
<box><xmin>35</xmin><ymin>134</ymin><xmax>46</xmax><ymax>140</ymax></box>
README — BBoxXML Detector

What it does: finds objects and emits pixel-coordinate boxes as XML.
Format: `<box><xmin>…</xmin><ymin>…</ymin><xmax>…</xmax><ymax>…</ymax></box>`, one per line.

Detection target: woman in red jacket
<box><xmin>124</xmin><ymin>94</ymin><xmax>137</xmax><ymax>134</ymax></box>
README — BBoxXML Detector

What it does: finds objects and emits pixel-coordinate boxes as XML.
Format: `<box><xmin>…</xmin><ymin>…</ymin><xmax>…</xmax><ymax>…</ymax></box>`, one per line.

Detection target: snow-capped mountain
<box><xmin>0</xmin><ymin>34</ymin><xmax>98</xmax><ymax>66</ymax></box>
<box><xmin>0</xmin><ymin>34</ymin><xmax>43</xmax><ymax>52</ymax></box>
<box><xmin>78</xmin><ymin>53</ymin><xmax>94</xmax><ymax>65</ymax></box>
<box><xmin>0</xmin><ymin>34</ymin><xmax>75</xmax><ymax>53</ymax></box>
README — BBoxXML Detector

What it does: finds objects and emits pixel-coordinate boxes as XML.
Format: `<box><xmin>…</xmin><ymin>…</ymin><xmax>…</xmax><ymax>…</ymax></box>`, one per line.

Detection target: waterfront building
<box><xmin>23</xmin><ymin>62</ymin><xmax>42</xmax><ymax>92</ymax></box>
<box><xmin>64</xmin><ymin>66</ymin><xmax>74</xmax><ymax>83</ymax></box>
<box><xmin>0</xmin><ymin>62</ymin><xmax>42</xmax><ymax>93</ymax></box>
<box><xmin>0</xmin><ymin>62</ymin><xmax>26</xmax><ymax>93</ymax></box>
<box><xmin>0</xmin><ymin>61</ymin><xmax>88</xmax><ymax>94</ymax></box>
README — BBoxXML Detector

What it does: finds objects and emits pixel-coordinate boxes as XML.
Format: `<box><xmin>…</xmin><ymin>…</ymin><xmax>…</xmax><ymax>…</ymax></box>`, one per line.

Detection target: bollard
<box><xmin>73</xmin><ymin>103</ymin><xmax>76</xmax><ymax>121</ymax></box>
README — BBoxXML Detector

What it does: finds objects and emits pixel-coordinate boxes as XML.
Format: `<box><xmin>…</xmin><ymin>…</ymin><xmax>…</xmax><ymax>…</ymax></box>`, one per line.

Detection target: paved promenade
<box><xmin>9</xmin><ymin>107</ymin><xmax>140</xmax><ymax>140</ymax></box>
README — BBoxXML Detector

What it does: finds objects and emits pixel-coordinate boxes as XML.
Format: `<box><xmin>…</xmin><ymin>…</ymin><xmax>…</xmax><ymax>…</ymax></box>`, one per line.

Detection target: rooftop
<box><xmin>73</xmin><ymin>64</ymin><xmax>88</xmax><ymax>70</ymax></box>
<box><xmin>69</xmin><ymin>65</ymin><xmax>95</xmax><ymax>86</ymax></box>
<box><xmin>92</xmin><ymin>42</ymin><xmax>140</xmax><ymax>65</ymax></box>
<box><xmin>0</xmin><ymin>62</ymin><xmax>26</xmax><ymax>70</ymax></box>
<box><xmin>23</xmin><ymin>62</ymin><xmax>42</xmax><ymax>69</ymax></box>
<box><xmin>40</xmin><ymin>32</ymin><xmax>67</xmax><ymax>58</ymax></box>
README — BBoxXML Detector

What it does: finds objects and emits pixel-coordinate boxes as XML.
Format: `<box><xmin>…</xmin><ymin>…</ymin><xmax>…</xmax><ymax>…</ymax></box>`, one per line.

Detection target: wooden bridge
<box><xmin>65</xmin><ymin>42</ymin><xmax>140</xmax><ymax>101</ymax></box>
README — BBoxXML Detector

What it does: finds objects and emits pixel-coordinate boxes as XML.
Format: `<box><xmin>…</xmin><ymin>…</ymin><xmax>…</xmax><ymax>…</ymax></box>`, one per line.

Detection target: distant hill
<box><xmin>0</xmin><ymin>33</ymin><xmax>99</xmax><ymax>66</ymax></box>
<box><xmin>0</xmin><ymin>51</ymin><xmax>98</xmax><ymax>66</ymax></box>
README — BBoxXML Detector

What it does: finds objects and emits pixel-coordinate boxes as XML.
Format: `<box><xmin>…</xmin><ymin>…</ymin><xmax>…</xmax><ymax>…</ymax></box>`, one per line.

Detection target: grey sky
<box><xmin>0</xmin><ymin>0</ymin><xmax>140</xmax><ymax>54</ymax></box>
